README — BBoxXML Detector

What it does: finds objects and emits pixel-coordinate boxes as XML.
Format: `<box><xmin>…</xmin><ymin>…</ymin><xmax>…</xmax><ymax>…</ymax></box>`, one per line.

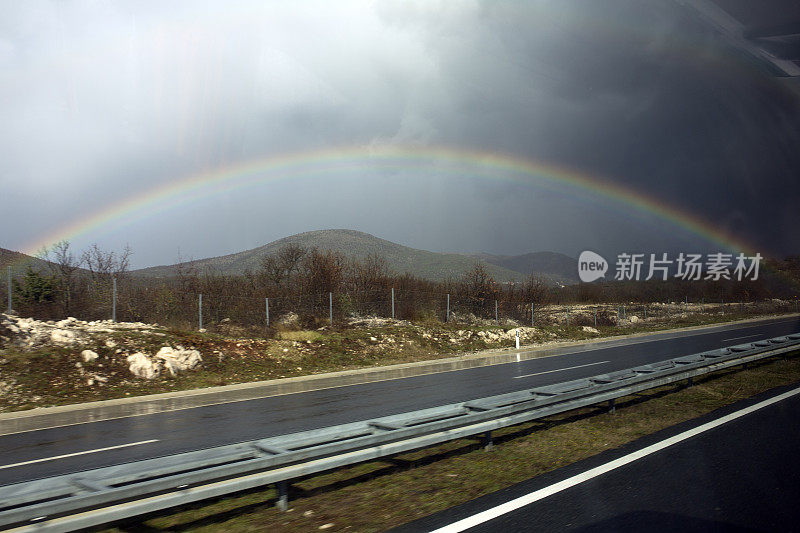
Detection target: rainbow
<box><xmin>20</xmin><ymin>144</ymin><xmax>760</xmax><ymax>259</ymax></box>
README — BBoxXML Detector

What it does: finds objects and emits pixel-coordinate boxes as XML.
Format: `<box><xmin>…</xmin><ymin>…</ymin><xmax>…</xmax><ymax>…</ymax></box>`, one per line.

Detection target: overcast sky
<box><xmin>2</xmin><ymin>0</ymin><xmax>799</xmax><ymax>268</ymax></box>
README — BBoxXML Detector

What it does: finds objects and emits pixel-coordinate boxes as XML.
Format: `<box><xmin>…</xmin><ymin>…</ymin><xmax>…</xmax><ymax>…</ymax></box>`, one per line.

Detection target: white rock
<box><xmin>582</xmin><ymin>326</ymin><xmax>599</xmax><ymax>334</ymax></box>
<box><xmin>81</xmin><ymin>350</ymin><xmax>99</xmax><ymax>363</ymax></box>
<box><xmin>105</xmin><ymin>339</ymin><xmax>116</xmax><ymax>348</ymax></box>
<box><xmin>50</xmin><ymin>329</ymin><xmax>77</xmax><ymax>345</ymax></box>
<box><xmin>127</xmin><ymin>352</ymin><xmax>159</xmax><ymax>379</ymax></box>
<box><xmin>154</xmin><ymin>346</ymin><xmax>202</xmax><ymax>376</ymax></box>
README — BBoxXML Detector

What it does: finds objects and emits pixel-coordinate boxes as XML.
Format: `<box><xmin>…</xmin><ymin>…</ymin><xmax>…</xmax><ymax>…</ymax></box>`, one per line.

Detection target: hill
<box><xmin>0</xmin><ymin>248</ymin><xmax>53</xmax><ymax>276</ymax></box>
<box><xmin>131</xmin><ymin>230</ymin><xmax>577</xmax><ymax>283</ymax></box>
<box><xmin>477</xmin><ymin>252</ymin><xmax>578</xmax><ymax>283</ymax></box>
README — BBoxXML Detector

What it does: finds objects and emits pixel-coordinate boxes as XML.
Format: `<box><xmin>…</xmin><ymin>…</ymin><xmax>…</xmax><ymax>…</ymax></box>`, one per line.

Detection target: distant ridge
<box><xmin>131</xmin><ymin>229</ymin><xmax>578</xmax><ymax>283</ymax></box>
<box><xmin>0</xmin><ymin>248</ymin><xmax>53</xmax><ymax>275</ymax></box>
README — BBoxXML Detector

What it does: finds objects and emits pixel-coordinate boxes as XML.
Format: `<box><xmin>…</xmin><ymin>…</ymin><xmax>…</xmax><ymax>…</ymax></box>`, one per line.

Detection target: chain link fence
<box><xmin>4</xmin><ymin>272</ymin><xmax>798</xmax><ymax>334</ymax></box>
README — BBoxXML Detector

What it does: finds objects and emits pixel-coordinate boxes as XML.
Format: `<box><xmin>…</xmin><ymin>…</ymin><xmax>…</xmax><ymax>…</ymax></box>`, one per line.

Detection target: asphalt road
<box><xmin>0</xmin><ymin>317</ymin><xmax>798</xmax><ymax>487</ymax></box>
<box><xmin>399</xmin><ymin>382</ymin><xmax>800</xmax><ymax>533</ymax></box>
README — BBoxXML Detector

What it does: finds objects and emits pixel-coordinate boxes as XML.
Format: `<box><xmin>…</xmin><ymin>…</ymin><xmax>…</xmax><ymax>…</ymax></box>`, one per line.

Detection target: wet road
<box><xmin>399</xmin><ymin>383</ymin><xmax>800</xmax><ymax>533</ymax></box>
<box><xmin>0</xmin><ymin>317</ymin><xmax>798</xmax><ymax>486</ymax></box>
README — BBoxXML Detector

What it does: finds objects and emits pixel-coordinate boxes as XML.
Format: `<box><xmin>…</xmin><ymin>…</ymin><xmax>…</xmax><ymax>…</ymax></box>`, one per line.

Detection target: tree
<box><xmin>38</xmin><ymin>240</ymin><xmax>81</xmax><ymax>314</ymax></box>
<box><xmin>300</xmin><ymin>248</ymin><xmax>345</xmax><ymax>294</ymax></box>
<box><xmin>462</xmin><ymin>262</ymin><xmax>498</xmax><ymax>300</ymax></box>
<box><xmin>14</xmin><ymin>267</ymin><xmax>56</xmax><ymax>304</ymax></box>
<box><xmin>523</xmin><ymin>274</ymin><xmax>550</xmax><ymax>312</ymax></box>
<box><xmin>82</xmin><ymin>243</ymin><xmax>132</xmax><ymax>282</ymax></box>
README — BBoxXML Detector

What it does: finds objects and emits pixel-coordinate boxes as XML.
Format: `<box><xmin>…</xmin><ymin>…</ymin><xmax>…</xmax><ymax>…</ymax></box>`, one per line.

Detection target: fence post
<box><xmin>198</xmin><ymin>293</ymin><xmax>203</xmax><ymax>331</ymax></box>
<box><xmin>265</xmin><ymin>297</ymin><xmax>270</xmax><ymax>328</ymax></box>
<box><xmin>446</xmin><ymin>294</ymin><xmax>450</xmax><ymax>323</ymax></box>
<box><xmin>391</xmin><ymin>288</ymin><xmax>395</xmax><ymax>319</ymax></box>
<box><xmin>643</xmin><ymin>305</ymin><xmax>646</xmax><ymax>321</ymax></box>
<box><xmin>594</xmin><ymin>307</ymin><xmax>597</xmax><ymax>328</ymax></box>
<box><xmin>566</xmin><ymin>305</ymin><xmax>569</xmax><ymax>326</ymax></box>
<box><xmin>721</xmin><ymin>298</ymin><xmax>724</xmax><ymax>315</ymax></box>
<box><xmin>531</xmin><ymin>302</ymin><xmax>534</xmax><ymax>327</ymax></box>
<box><xmin>112</xmin><ymin>277</ymin><xmax>117</xmax><ymax>322</ymax></box>
<box><xmin>6</xmin><ymin>266</ymin><xmax>11</xmax><ymax>313</ymax></box>
<box><xmin>495</xmin><ymin>300</ymin><xmax>498</xmax><ymax>324</ymax></box>
<box><xmin>684</xmin><ymin>295</ymin><xmax>687</xmax><ymax>314</ymax></box>
<box><xmin>623</xmin><ymin>305</ymin><xmax>626</xmax><ymax>321</ymax></box>
<box><xmin>329</xmin><ymin>292</ymin><xmax>333</xmax><ymax>326</ymax></box>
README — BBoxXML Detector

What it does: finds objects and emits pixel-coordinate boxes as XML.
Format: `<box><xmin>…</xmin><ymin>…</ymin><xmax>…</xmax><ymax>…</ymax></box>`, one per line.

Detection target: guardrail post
<box><xmin>481</xmin><ymin>431</ymin><xmax>493</xmax><ymax>451</ymax></box>
<box><xmin>608</xmin><ymin>398</ymin><xmax>615</xmax><ymax>414</ymax></box>
<box><xmin>265</xmin><ymin>297</ymin><xmax>270</xmax><ymax>328</ymax></box>
<box><xmin>329</xmin><ymin>292</ymin><xmax>333</xmax><ymax>326</ymax></box>
<box><xmin>446</xmin><ymin>294</ymin><xmax>450</xmax><ymax>322</ymax></box>
<box><xmin>687</xmin><ymin>376</ymin><xmax>694</xmax><ymax>387</ymax></box>
<box><xmin>198</xmin><ymin>293</ymin><xmax>203</xmax><ymax>331</ymax></box>
<box><xmin>112</xmin><ymin>277</ymin><xmax>117</xmax><ymax>322</ymax></box>
<box><xmin>275</xmin><ymin>481</ymin><xmax>289</xmax><ymax>511</ymax></box>
<box><xmin>391</xmin><ymin>288</ymin><xmax>395</xmax><ymax>319</ymax></box>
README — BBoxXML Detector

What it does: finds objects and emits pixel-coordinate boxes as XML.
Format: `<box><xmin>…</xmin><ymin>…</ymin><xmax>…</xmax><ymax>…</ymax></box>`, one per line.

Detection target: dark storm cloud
<box><xmin>1</xmin><ymin>0</ymin><xmax>798</xmax><ymax>267</ymax></box>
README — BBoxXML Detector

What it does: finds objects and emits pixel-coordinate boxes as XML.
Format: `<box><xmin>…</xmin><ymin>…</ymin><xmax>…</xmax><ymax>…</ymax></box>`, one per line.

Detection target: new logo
<box><xmin>578</xmin><ymin>251</ymin><xmax>608</xmax><ymax>282</ymax></box>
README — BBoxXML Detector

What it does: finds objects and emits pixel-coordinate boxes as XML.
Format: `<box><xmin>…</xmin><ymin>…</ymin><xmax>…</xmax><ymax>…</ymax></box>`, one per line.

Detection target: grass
<box><xmin>100</xmin><ymin>352</ymin><xmax>800</xmax><ymax>533</ymax></box>
<box><xmin>277</xmin><ymin>330</ymin><xmax>324</xmax><ymax>342</ymax></box>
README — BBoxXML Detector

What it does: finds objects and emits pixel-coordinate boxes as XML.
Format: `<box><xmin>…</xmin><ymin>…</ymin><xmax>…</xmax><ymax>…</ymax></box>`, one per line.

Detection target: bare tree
<box><xmin>277</xmin><ymin>243</ymin><xmax>306</xmax><ymax>277</ymax></box>
<box><xmin>82</xmin><ymin>244</ymin><xmax>132</xmax><ymax>282</ymax></box>
<box><xmin>351</xmin><ymin>253</ymin><xmax>389</xmax><ymax>293</ymax></box>
<box><xmin>523</xmin><ymin>274</ymin><xmax>550</xmax><ymax>314</ymax></box>
<box><xmin>38</xmin><ymin>240</ymin><xmax>81</xmax><ymax>314</ymax></box>
<box><xmin>462</xmin><ymin>262</ymin><xmax>498</xmax><ymax>300</ymax></box>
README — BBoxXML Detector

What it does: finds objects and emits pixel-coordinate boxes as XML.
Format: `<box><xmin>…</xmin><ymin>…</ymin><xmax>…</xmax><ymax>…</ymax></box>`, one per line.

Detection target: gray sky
<box><xmin>2</xmin><ymin>0</ymin><xmax>799</xmax><ymax>268</ymax></box>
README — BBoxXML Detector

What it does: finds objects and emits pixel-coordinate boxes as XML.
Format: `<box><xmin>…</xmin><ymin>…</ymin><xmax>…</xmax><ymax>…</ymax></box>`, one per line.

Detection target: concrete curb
<box><xmin>0</xmin><ymin>313</ymin><xmax>796</xmax><ymax>435</ymax></box>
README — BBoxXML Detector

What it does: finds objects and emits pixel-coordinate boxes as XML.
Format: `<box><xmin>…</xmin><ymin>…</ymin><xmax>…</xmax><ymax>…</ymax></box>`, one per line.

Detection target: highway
<box><xmin>402</xmin><ymin>382</ymin><xmax>800</xmax><ymax>532</ymax></box>
<box><xmin>0</xmin><ymin>317</ymin><xmax>798</xmax><ymax>488</ymax></box>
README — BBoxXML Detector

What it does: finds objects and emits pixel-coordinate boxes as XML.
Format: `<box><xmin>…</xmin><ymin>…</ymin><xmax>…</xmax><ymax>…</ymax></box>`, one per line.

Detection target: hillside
<box><xmin>477</xmin><ymin>252</ymin><xmax>578</xmax><ymax>283</ymax></box>
<box><xmin>132</xmin><ymin>230</ymin><xmax>576</xmax><ymax>283</ymax></box>
<box><xmin>0</xmin><ymin>248</ymin><xmax>53</xmax><ymax>276</ymax></box>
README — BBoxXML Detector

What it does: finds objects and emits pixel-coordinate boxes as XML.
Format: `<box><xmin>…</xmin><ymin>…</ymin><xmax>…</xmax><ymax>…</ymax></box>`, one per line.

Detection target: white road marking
<box><xmin>722</xmin><ymin>334</ymin><xmax>761</xmax><ymax>342</ymax></box>
<box><xmin>429</xmin><ymin>385</ymin><xmax>800</xmax><ymax>533</ymax></box>
<box><xmin>513</xmin><ymin>360</ymin><xmax>610</xmax><ymax>379</ymax></box>
<box><xmin>0</xmin><ymin>439</ymin><xmax>159</xmax><ymax>470</ymax></box>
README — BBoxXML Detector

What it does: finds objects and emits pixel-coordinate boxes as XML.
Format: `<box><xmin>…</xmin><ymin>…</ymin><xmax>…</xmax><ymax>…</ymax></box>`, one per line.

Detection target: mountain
<box><xmin>131</xmin><ymin>229</ymin><xmax>577</xmax><ymax>283</ymax></box>
<box><xmin>477</xmin><ymin>252</ymin><xmax>578</xmax><ymax>283</ymax></box>
<box><xmin>0</xmin><ymin>248</ymin><xmax>53</xmax><ymax>276</ymax></box>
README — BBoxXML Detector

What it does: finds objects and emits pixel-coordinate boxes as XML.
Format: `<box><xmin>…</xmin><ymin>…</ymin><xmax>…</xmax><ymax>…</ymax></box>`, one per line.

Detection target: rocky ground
<box><xmin>0</xmin><ymin>301</ymin><xmax>794</xmax><ymax>412</ymax></box>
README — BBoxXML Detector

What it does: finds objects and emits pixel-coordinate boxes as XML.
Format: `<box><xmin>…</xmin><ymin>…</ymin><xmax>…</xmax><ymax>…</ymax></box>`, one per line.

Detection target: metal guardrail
<box><xmin>2</xmin><ymin>333</ymin><xmax>800</xmax><ymax>532</ymax></box>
